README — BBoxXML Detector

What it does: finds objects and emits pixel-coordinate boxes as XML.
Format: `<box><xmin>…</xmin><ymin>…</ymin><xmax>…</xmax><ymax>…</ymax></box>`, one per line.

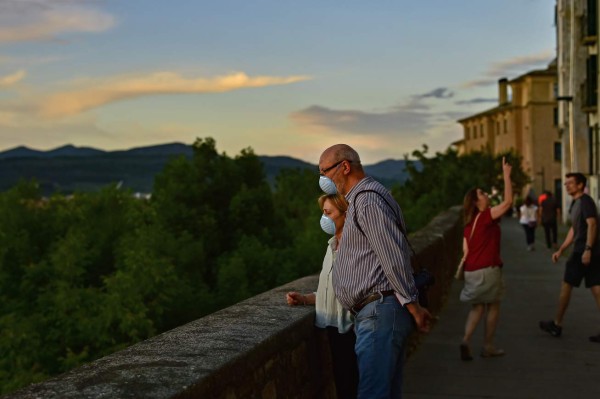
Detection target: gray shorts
<box><xmin>460</xmin><ymin>266</ymin><xmax>505</xmax><ymax>304</ymax></box>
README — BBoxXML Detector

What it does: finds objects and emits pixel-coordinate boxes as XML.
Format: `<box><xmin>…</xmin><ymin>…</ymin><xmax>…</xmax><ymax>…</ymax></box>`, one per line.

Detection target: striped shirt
<box><xmin>333</xmin><ymin>176</ymin><xmax>419</xmax><ymax>310</ymax></box>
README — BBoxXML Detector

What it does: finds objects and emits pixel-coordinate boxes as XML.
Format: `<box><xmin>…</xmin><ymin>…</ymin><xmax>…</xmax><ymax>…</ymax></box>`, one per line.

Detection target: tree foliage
<box><xmin>0</xmin><ymin>138</ymin><xmax>326</xmax><ymax>394</ymax></box>
<box><xmin>392</xmin><ymin>146</ymin><xmax>529</xmax><ymax>230</ymax></box>
<box><xmin>0</xmin><ymin>139</ymin><xmax>527</xmax><ymax>394</ymax></box>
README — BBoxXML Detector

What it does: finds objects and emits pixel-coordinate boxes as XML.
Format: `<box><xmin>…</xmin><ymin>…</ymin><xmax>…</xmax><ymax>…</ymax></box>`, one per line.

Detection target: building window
<box><xmin>587</xmin><ymin>0</ymin><xmax>597</xmax><ymax>38</ymax></box>
<box><xmin>589</xmin><ymin>126</ymin><xmax>596</xmax><ymax>174</ymax></box>
<box><xmin>553</xmin><ymin>107</ymin><xmax>558</xmax><ymax>126</ymax></box>
<box><xmin>504</xmin><ymin>119</ymin><xmax>508</xmax><ymax>134</ymax></box>
<box><xmin>586</xmin><ymin>55</ymin><xmax>598</xmax><ymax>107</ymax></box>
<box><xmin>593</xmin><ymin>125</ymin><xmax>600</xmax><ymax>174</ymax></box>
<box><xmin>554</xmin><ymin>142</ymin><xmax>562</xmax><ymax>161</ymax></box>
<box><xmin>481</xmin><ymin>124</ymin><xmax>485</xmax><ymax>138</ymax></box>
<box><xmin>465</xmin><ymin>126</ymin><xmax>470</xmax><ymax>140</ymax></box>
<box><xmin>496</xmin><ymin>121</ymin><xmax>500</xmax><ymax>135</ymax></box>
<box><xmin>474</xmin><ymin>125</ymin><xmax>478</xmax><ymax>138</ymax></box>
<box><xmin>554</xmin><ymin>179</ymin><xmax>562</xmax><ymax>205</ymax></box>
<box><xmin>594</xmin><ymin>125</ymin><xmax>600</xmax><ymax>175</ymax></box>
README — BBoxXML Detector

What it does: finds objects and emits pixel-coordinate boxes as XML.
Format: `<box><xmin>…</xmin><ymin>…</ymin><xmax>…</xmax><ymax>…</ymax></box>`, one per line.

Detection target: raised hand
<box><xmin>502</xmin><ymin>156</ymin><xmax>512</xmax><ymax>178</ymax></box>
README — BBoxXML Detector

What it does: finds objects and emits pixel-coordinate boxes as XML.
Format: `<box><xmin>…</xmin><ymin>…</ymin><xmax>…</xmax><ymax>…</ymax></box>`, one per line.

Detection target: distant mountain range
<box><xmin>0</xmin><ymin>143</ymin><xmax>418</xmax><ymax>195</ymax></box>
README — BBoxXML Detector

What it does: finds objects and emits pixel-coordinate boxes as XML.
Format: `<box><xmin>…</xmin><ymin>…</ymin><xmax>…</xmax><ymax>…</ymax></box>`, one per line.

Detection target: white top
<box><xmin>314</xmin><ymin>236</ymin><xmax>354</xmax><ymax>333</ymax></box>
<box><xmin>519</xmin><ymin>204</ymin><xmax>538</xmax><ymax>224</ymax></box>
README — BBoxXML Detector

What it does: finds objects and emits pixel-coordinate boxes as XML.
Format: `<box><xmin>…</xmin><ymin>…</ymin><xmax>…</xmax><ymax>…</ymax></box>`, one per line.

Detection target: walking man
<box><xmin>319</xmin><ymin>144</ymin><xmax>432</xmax><ymax>399</ymax></box>
<box><xmin>539</xmin><ymin>173</ymin><xmax>600</xmax><ymax>342</ymax></box>
<box><xmin>539</xmin><ymin>190</ymin><xmax>561</xmax><ymax>250</ymax></box>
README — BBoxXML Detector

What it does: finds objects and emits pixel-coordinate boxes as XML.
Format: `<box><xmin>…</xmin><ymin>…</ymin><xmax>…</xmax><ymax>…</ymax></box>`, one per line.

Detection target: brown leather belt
<box><xmin>350</xmin><ymin>290</ymin><xmax>395</xmax><ymax>315</ymax></box>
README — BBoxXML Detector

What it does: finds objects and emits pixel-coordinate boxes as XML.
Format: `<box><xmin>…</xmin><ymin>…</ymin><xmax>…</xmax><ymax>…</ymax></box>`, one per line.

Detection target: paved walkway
<box><xmin>404</xmin><ymin>216</ymin><xmax>600</xmax><ymax>399</ymax></box>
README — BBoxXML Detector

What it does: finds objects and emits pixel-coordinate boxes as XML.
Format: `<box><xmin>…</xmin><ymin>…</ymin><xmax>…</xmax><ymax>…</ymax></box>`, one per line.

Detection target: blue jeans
<box><xmin>354</xmin><ymin>295</ymin><xmax>414</xmax><ymax>399</ymax></box>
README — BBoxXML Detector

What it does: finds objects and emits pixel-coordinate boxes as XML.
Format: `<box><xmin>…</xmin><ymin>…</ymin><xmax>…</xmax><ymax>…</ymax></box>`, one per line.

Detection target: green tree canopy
<box><xmin>392</xmin><ymin>146</ymin><xmax>529</xmax><ymax>230</ymax></box>
<box><xmin>1</xmin><ymin>138</ymin><xmax>522</xmax><ymax>395</ymax></box>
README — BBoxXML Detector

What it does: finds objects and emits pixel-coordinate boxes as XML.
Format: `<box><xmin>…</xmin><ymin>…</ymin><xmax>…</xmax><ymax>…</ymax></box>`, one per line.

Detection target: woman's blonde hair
<box><xmin>318</xmin><ymin>193</ymin><xmax>348</xmax><ymax>213</ymax></box>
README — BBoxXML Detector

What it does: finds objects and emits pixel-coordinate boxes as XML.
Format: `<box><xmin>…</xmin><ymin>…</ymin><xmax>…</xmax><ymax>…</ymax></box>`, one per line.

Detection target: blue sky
<box><xmin>0</xmin><ymin>0</ymin><xmax>555</xmax><ymax>163</ymax></box>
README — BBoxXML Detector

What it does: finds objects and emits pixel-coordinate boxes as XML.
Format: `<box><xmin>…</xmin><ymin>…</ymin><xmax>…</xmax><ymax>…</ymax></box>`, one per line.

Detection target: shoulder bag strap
<box><xmin>353</xmin><ymin>189</ymin><xmax>417</xmax><ymax>257</ymax></box>
<box><xmin>463</xmin><ymin>212</ymin><xmax>481</xmax><ymax>259</ymax></box>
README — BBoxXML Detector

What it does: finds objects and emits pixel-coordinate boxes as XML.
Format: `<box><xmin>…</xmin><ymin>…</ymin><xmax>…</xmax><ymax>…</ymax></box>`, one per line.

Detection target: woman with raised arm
<box><xmin>459</xmin><ymin>157</ymin><xmax>513</xmax><ymax>361</ymax></box>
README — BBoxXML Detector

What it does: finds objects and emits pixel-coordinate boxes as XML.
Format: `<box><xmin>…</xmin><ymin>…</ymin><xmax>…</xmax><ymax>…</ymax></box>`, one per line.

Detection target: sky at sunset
<box><xmin>0</xmin><ymin>0</ymin><xmax>556</xmax><ymax>164</ymax></box>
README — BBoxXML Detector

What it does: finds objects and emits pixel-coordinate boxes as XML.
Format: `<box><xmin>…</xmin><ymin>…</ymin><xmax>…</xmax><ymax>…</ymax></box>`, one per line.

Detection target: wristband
<box><xmin>584</xmin><ymin>245</ymin><xmax>592</xmax><ymax>251</ymax></box>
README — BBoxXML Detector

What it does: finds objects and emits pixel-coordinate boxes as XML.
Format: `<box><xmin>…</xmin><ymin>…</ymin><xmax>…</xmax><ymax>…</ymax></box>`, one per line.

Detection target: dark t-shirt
<box><xmin>540</xmin><ymin>196</ymin><xmax>559</xmax><ymax>223</ymax></box>
<box><xmin>569</xmin><ymin>194</ymin><xmax>600</xmax><ymax>254</ymax></box>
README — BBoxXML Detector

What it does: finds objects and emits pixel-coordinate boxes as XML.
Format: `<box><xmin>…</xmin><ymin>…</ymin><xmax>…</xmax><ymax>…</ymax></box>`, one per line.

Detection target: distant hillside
<box><xmin>364</xmin><ymin>159</ymin><xmax>420</xmax><ymax>187</ymax></box>
<box><xmin>46</xmin><ymin>145</ymin><xmax>106</xmax><ymax>158</ymax></box>
<box><xmin>0</xmin><ymin>143</ymin><xmax>418</xmax><ymax>195</ymax></box>
<box><xmin>0</xmin><ymin>146</ymin><xmax>46</xmax><ymax>159</ymax></box>
<box><xmin>0</xmin><ymin>144</ymin><xmax>106</xmax><ymax>159</ymax></box>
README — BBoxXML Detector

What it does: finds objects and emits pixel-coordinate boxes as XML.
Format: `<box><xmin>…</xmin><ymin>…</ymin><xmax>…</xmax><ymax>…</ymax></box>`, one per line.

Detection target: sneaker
<box><xmin>589</xmin><ymin>333</ymin><xmax>600</xmax><ymax>343</ymax></box>
<box><xmin>539</xmin><ymin>320</ymin><xmax>562</xmax><ymax>337</ymax></box>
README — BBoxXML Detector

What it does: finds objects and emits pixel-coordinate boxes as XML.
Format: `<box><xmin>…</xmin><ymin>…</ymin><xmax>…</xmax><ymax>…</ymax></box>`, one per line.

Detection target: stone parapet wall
<box><xmin>5</xmin><ymin>207</ymin><xmax>462</xmax><ymax>399</ymax></box>
<box><xmin>409</xmin><ymin>206</ymin><xmax>463</xmax><ymax>315</ymax></box>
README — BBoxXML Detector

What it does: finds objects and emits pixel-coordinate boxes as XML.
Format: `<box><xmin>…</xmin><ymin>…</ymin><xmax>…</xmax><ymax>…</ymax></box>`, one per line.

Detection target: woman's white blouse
<box><xmin>519</xmin><ymin>204</ymin><xmax>538</xmax><ymax>224</ymax></box>
<box><xmin>314</xmin><ymin>236</ymin><xmax>354</xmax><ymax>333</ymax></box>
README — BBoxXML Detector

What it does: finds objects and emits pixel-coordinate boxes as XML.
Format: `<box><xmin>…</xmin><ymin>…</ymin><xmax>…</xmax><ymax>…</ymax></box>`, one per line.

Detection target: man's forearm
<box><xmin>586</xmin><ymin>218</ymin><xmax>597</xmax><ymax>248</ymax></box>
<box><xmin>560</xmin><ymin>228</ymin><xmax>574</xmax><ymax>250</ymax></box>
<box><xmin>382</xmin><ymin>258</ymin><xmax>419</xmax><ymax>305</ymax></box>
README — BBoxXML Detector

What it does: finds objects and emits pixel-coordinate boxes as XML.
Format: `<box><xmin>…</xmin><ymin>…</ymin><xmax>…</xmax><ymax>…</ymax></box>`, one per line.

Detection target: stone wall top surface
<box><xmin>6</xmin><ymin>276</ymin><xmax>319</xmax><ymax>399</ymax></box>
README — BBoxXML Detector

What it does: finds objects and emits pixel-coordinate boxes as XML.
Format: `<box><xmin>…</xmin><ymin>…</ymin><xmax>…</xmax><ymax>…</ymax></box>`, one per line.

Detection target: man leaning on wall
<box><xmin>318</xmin><ymin>144</ymin><xmax>432</xmax><ymax>399</ymax></box>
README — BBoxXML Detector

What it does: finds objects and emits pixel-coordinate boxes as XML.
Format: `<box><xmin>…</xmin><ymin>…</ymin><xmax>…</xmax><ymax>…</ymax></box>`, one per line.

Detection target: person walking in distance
<box><xmin>539</xmin><ymin>190</ymin><xmax>561</xmax><ymax>250</ymax></box>
<box><xmin>319</xmin><ymin>144</ymin><xmax>432</xmax><ymax>399</ymax></box>
<box><xmin>519</xmin><ymin>196</ymin><xmax>538</xmax><ymax>251</ymax></box>
<box><xmin>539</xmin><ymin>173</ymin><xmax>600</xmax><ymax>342</ymax></box>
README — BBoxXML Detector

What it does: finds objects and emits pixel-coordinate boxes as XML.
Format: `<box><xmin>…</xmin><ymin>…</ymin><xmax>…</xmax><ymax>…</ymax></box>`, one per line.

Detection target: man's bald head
<box><xmin>318</xmin><ymin>144</ymin><xmax>365</xmax><ymax>195</ymax></box>
<box><xmin>319</xmin><ymin>144</ymin><xmax>362</xmax><ymax>170</ymax></box>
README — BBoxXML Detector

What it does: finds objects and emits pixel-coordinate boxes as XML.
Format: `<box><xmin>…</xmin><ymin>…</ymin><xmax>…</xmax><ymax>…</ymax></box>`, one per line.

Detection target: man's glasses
<box><xmin>319</xmin><ymin>160</ymin><xmax>347</xmax><ymax>176</ymax></box>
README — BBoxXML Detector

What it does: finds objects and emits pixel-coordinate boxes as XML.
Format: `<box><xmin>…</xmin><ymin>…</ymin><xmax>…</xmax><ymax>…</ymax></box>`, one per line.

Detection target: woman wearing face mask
<box><xmin>286</xmin><ymin>193</ymin><xmax>358</xmax><ymax>399</ymax></box>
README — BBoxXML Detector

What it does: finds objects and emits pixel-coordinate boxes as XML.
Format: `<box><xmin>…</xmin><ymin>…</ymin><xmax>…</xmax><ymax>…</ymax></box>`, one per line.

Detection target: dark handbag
<box><xmin>413</xmin><ymin>268</ymin><xmax>435</xmax><ymax>308</ymax></box>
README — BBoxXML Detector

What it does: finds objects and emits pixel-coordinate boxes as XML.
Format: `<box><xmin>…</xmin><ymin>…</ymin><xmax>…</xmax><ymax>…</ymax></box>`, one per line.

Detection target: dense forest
<box><xmin>0</xmin><ymin>138</ymin><xmax>527</xmax><ymax>394</ymax></box>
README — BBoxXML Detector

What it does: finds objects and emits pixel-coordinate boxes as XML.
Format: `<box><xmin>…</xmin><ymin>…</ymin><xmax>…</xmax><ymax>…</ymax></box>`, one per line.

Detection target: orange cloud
<box><xmin>40</xmin><ymin>71</ymin><xmax>311</xmax><ymax>118</ymax></box>
<box><xmin>0</xmin><ymin>9</ymin><xmax>115</xmax><ymax>43</ymax></box>
<box><xmin>0</xmin><ymin>69</ymin><xmax>25</xmax><ymax>87</ymax></box>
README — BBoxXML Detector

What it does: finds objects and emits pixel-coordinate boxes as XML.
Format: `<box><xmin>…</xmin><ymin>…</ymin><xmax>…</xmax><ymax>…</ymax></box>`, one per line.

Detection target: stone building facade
<box><xmin>458</xmin><ymin>63</ymin><xmax>561</xmax><ymax>200</ymax></box>
<box><xmin>556</xmin><ymin>0</ymin><xmax>600</xmax><ymax>214</ymax></box>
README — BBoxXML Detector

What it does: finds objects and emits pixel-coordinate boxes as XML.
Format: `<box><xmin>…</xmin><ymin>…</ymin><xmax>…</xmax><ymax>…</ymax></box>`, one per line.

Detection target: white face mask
<box><xmin>320</xmin><ymin>214</ymin><xmax>336</xmax><ymax>235</ymax></box>
<box><xmin>319</xmin><ymin>176</ymin><xmax>337</xmax><ymax>195</ymax></box>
